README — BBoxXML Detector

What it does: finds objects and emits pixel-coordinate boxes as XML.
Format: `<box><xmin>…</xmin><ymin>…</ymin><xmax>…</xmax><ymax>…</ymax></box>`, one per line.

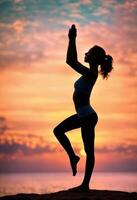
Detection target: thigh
<box><xmin>56</xmin><ymin>114</ymin><xmax>81</xmax><ymax>133</ymax></box>
<box><xmin>81</xmin><ymin>115</ymin><xmax>97</xmax><ymax>153</ymax></box>
<box><xmin>81</xmin><ymin>127</ymin><xmax>95</xmax><ymax>154</ymax></box>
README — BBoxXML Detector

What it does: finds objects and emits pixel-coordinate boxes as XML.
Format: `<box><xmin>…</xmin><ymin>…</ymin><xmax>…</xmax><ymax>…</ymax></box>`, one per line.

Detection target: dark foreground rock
<box><xmin>0</xmin><ymin>189</ymin><xmax>137</xmax><ymax>200</ymax></box>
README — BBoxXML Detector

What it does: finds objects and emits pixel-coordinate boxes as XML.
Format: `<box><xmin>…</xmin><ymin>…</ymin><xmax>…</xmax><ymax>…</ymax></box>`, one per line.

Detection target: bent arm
<box><xmin>66</xmin><ymin>25</ymin><xmax>91</xmax><ymax>76</ymax></box>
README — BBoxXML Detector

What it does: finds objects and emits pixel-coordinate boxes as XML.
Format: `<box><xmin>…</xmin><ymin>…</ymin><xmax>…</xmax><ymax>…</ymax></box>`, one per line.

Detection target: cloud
<box><xmin>0</xmin><ymin>139</ymin><xmax>56</xmax><ymax>155</ymax></box>
<box><xmin>2</xmin><ymin>136</ymin><xmax>136</xmax><ymax>157</ymax></box>
<box><xmin>95</xmin><ymin>143</ymin><xmax>137</xmax><ymax>171</ymax></box>
<box><xmin>0</xmin><ymin>19</ymin><xmax>47</xmax><ymax>68</ymax></box>
<box><xmin>0</xmin><ymin>117</ymin><xmax>8</xmax><ymax>134</ymax></box>
<box><xmin>80</xmin><ymin>22</ymin><xmax>137</xmax><ymax>75</ymax></box>
<box><xmin>14</xmin><ymin>0</ymin><xmax>23</xmax><ymax>4</ymax></box>
<box><xmin>96</xmin><ymin>144</ymin><xmax>137</xmax><ymax>156</ymax></box>
<box><xmin>0</xmin><ymin>0</ymin><xmax>136</xmax><ymax>75</ymax></box>
<box><xmin>97</xmin><ymin>117</ymin><xmax>137</xmax><ymax>132</ymax></box>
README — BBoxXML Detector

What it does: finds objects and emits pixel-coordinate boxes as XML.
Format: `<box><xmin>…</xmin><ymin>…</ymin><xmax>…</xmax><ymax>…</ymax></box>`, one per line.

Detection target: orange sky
<box><xmin>0</xmin><ymin>0</ymin><xmax>137</xmax><ymax>172</ymax></box>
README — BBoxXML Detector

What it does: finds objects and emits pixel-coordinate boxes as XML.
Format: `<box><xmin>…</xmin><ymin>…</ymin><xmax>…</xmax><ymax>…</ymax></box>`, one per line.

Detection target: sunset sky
<box><xmin>0</xmin><ymin>0</ymin><xmax>137</xmax><ymax>172</ymax></box>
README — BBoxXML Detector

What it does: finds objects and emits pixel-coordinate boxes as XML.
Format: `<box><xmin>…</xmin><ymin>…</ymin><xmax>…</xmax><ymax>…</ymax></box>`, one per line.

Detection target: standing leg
<box><xmin>53</xmin><ymin>114</ymin><xmax>81</xmax><ymax>176</ymax></box>
<box><xmin>81</xmin><ymin>127</ymin><xmax>95</xmax><ymax>189</ymax></box>
<box><xmin>81</xmin><ymin>113</ymin><xmax>98</xmax><ymax>189</ymax></box>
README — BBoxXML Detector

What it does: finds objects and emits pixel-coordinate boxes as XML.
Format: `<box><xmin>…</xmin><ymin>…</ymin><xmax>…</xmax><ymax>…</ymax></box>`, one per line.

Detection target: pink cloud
<box><xmin>1</xmin><ymin>0</ymin><xmax>137</xmax><ymax>77</ymax></box>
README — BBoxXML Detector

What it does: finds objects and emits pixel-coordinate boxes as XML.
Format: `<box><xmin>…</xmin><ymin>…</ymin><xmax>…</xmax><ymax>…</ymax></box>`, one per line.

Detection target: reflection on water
<box><xmin>0</xmin><ymin>172</ymin><xmax>137</xmax><ymax>197</ymax></box>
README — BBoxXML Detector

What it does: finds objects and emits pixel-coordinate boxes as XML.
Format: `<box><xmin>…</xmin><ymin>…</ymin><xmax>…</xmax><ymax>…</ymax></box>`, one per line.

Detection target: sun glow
<box><xmin>0</xmin><ymin>0</ymin><xmax>137</xmax><ymax>172</ymax></box>
<box><xmin>80</xmin><ymin>148</ymin><xmax>86</xmax><ymax>157</ymax></box>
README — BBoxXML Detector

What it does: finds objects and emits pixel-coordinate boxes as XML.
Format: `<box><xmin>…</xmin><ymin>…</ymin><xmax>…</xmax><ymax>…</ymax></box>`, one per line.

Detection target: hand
<box><xmin>68</xmin><ymin>24</ymin><xmax>77</xmax><ymax>39</ymax></box>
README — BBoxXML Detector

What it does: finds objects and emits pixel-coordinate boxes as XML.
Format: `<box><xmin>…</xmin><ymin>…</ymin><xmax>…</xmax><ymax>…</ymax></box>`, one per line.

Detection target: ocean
<box><xmin>0</xmin><ymin>172</ymin><xmax>137</xmax><ymax>197</ymax></box>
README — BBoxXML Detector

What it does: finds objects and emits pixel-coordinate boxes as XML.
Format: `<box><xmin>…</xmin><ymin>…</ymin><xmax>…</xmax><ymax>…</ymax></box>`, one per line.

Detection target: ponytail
<box><xmin>99</xmin><ymin>55</ymin><xmax>113</xmax><ymax>79</ymax></box>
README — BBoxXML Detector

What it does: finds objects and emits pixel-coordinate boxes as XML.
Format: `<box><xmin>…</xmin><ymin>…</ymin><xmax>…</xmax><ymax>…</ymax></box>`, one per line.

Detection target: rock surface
<box><xmin>0</xmin><ymin>189</ymin><xmax>137</xmax><ymax>200</ymax></box>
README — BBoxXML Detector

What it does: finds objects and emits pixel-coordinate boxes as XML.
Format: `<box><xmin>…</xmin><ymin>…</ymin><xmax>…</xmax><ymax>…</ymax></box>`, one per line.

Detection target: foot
<box><xmin>70</xmin><ymin>155</ymin><xmax>80</xmax><ymax>176</ymax></box>
<box><xmin>68</xmin><ymin>184</ymin><xmax>90</xmax><ymax>192</ymax></box>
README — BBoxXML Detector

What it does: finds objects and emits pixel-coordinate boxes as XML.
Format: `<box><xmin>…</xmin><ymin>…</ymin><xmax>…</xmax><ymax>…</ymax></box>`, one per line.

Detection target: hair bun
<box><xmin>106</xmin><ymin>54</ymin><xmax>113</xmax><ymax>60</ymax></box>
<box><xmin>100</xmin><ymin>54</ymin><xmax>113</xmax><ymax>79</ymax></box>
<box><xmin>105</xmin><ymin>56</ymin><xmax>108</xmax><ymax>61</ymax></box>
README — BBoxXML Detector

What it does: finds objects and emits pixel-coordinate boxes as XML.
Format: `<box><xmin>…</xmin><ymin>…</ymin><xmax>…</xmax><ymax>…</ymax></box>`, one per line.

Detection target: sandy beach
<box><xmin>0</xmin><ymin>189</ymin><xmax>137</xmax><ymax>200</ymax></box>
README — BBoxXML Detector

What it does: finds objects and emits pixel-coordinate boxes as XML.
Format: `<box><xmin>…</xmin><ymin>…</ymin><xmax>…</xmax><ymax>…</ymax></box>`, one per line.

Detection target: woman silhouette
<box><xmin>54</xmin><ymin>24</ymin><xmax>113</xmax><ymax>191</ymax></box>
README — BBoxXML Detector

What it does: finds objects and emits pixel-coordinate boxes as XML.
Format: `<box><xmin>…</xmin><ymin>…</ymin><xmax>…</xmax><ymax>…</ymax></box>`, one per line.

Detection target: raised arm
<box><xmin>66</xmin><ymin>25</ymin><xmax>90</xmax><ymax>76</ymax></box>
<box><xmin>66</xmin><ymin>24</ymin><xmax>78</xmax><ymax>64</ymax></box>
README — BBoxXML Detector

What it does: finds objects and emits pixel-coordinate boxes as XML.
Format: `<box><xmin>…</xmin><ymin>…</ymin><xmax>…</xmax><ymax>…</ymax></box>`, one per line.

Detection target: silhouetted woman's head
<box><xmin>84</xmin><ymin>45</ymin><xmax>113</xmax><ymax>79</ymax></box>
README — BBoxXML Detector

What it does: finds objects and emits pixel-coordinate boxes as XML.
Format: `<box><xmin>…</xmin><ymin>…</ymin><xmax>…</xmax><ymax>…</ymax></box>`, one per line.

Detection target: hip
<box><xmin>76</xmin><ymin>105</ymin><xmax>97</xmax><ymax>118</ymax></box>
<box><xmin>77</xmin><ymin>106</ymin><xmax>98</xmax><ymax>127</ymax></box>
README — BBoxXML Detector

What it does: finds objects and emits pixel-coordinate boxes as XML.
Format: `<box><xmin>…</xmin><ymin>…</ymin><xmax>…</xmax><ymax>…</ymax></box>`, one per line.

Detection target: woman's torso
<box><xmin>73</xmin><ymin>75</ymin><xmax>98</xmax><ymax>111</ymax></box>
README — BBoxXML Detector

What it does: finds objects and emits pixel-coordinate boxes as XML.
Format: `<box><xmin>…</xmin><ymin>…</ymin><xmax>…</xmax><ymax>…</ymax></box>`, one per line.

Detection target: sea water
<box><xmin>0</xmin><ymin>172</ymin><xmax>137</xmax><ymax>197</ymax></box>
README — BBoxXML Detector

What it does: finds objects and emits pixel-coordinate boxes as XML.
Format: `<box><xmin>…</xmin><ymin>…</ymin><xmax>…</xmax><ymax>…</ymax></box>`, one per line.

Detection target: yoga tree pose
<box><xmin>54</xmin><ymin>24</ymin><xmax>113</xmax><ymax>191</ymax></box>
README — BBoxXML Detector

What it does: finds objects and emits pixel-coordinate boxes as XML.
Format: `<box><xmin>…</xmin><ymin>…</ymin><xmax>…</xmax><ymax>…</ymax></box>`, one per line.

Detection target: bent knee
<box><xmin>53</xmin><ymin>126</ymin><xmax>58</xmax><ymax>136</ymax></box>
<box><xmin>53</xmin><ymin>126</ymin><xmax>63</xmax><ymax>137</ymax></box>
